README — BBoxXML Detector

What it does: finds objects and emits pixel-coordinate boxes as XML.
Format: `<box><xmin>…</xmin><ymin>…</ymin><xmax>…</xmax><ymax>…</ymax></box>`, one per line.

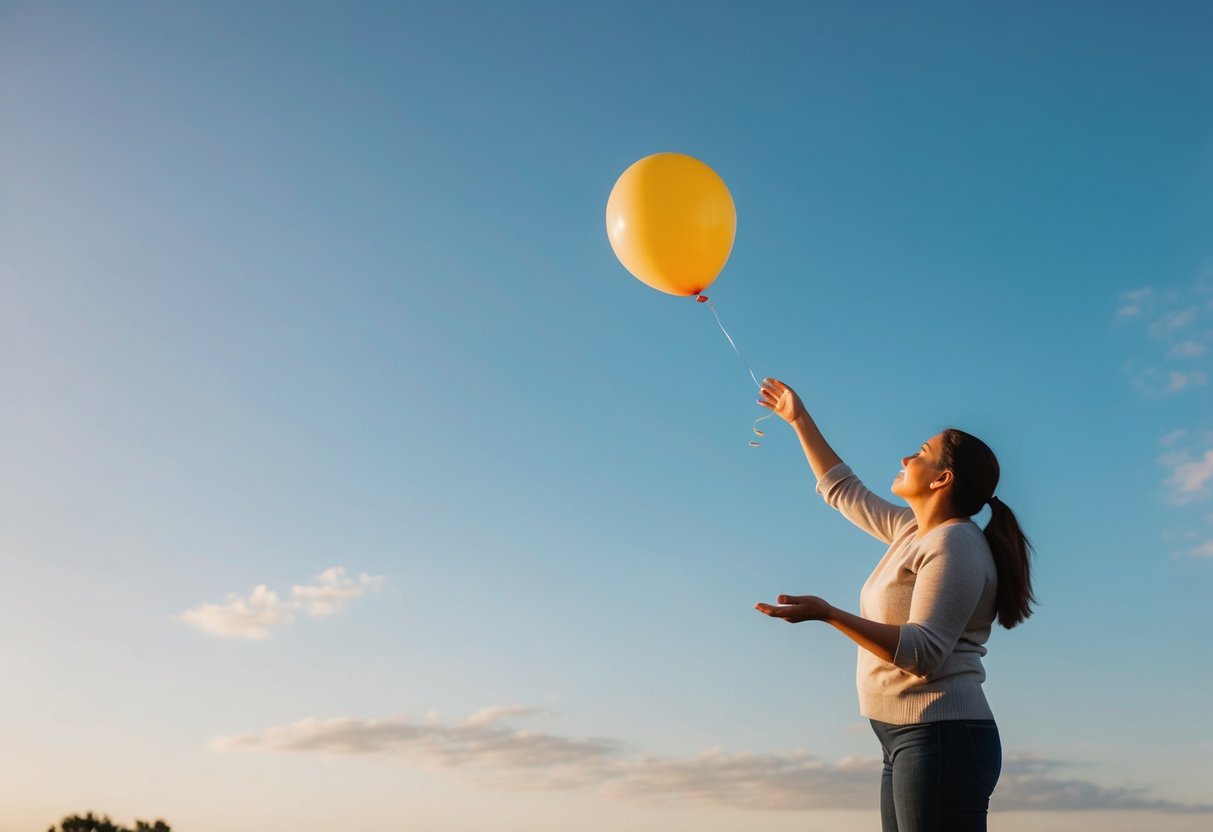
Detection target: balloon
<box><xmin>605</xmin><ymin>152</ymin><xmax>736</xmax><ymax>297</ymax></box>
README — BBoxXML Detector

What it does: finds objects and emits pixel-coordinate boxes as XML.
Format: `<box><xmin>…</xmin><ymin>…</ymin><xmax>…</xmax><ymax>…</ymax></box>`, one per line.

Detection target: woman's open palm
<box><xmin>755</xmin><ymin>594</ymin><xmax>831</xmax><ymax>623</ymax></box>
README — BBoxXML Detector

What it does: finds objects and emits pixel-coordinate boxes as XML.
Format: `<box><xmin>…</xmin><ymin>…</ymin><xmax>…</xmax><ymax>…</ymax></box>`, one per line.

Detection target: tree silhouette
<box><xmin>47</xmin><ymin>812</ymin><xmax>171</xmax><ymax>832</ymax></box>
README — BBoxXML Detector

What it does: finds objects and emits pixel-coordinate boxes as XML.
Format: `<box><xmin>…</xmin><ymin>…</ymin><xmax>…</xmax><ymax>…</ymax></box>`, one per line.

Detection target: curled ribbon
<box><xmin>696</xmin><ymin>294</ymin><xmax>772</xmax><ymax>447</ymax></box>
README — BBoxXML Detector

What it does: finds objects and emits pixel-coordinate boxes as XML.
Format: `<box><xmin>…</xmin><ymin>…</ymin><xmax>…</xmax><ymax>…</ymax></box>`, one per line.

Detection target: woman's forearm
<box><xmin>824</xmin><ymin>605</ymin><xmax>900</xmax><ymax>664</ymax></box>
<box><xmin>757</xmin><ymin>379</ymin><xmax>844</xmax><ymax>478</ymax></box>
<box><xmin>791</xmin><ymin>412</ymin><xmax>844</xmax><ymax>480</ymax></box>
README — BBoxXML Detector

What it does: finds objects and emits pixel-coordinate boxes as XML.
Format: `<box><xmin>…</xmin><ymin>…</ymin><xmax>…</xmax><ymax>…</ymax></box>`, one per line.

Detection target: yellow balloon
<box><xmin>606</xmin><ymin>152</ymin><xmax>736</xmax><ymax>297</ymax></box>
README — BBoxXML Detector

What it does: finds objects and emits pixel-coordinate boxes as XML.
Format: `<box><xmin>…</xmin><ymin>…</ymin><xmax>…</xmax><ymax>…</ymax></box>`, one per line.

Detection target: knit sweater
<box><xmin>816</xmin><ymin>463</ymin><xmax>998</xmax><ymax>724</ymax></box>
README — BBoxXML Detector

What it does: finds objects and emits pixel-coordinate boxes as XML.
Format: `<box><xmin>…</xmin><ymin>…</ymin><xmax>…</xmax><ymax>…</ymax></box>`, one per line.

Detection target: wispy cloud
<box><xmin>1129</xmin><ymin>366</ymin><xmax>1209</xmax><ymax>397</ymax></box>
<box><xmin>1159</xmin><ymin>429</ymin><xmax>1189</xmax><ymax>446</ymax></box>
<box><xmin>1117</xmin><ymin>266</ymin><xmax>1213</xmax><ymax>397</ymax></box>
<box><xmin>1148</xmin><ymin>307</ymin><xmax>1200</xmax><ymax>338</ymax></box>
<box><xmin>1127</xmin><ymin>268</ymin><xmax>1213</xmax><ymax>561</ymax></box>
<box><xmin>180</xmin><ymin>567</ymin><xmax>384</xmax><ymax>640</ymax></box>
<box><xmin>214</xmin><ymin>708</ymin><xmax>618</xmax><ymax>790</ymax></box>
<box><xmin>1157</xmin><ymin>431</ymin><xmax>1213</xmax><ymax>559</ymax></box>
<box><xmin>1191</xmin><ymin>538</ymin><xmax>1213</xmax><ymax>558</ymax></box>
<box><xmin>1115</xmin><ymin>287</ymin><xmax>1154</xmax><ymax>319</ymax></box>
<box><xmin>1165</xmin><ymin>370</ymin><xmax>1208</xmax><ymax>393</ymax></box>
<box><xmin>997</xmin><ymin>756</ymin><xmax>1211</xmax><ymax>813</ymax></box>
<box><xmin>1169</xmin><ymin>340</ymin><xmax>1207</xmax><ymax>359</ymax></box>
<box><xmin>1161</xmin><ymin>448</ymin><xmax>1213</xmax><ymax>504</ymax></box>
<box><xmin>213</xmin><ymin>708</ymin><xmax>1213</xmax><ymax>813</ymax></box>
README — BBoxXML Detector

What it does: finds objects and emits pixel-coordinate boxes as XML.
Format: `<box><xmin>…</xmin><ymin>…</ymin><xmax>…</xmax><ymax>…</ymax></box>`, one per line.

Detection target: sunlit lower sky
<box><xmin>2</xmin><ymin>2</ymin><xmax>1211</xmax><ymax>831</ymax></box>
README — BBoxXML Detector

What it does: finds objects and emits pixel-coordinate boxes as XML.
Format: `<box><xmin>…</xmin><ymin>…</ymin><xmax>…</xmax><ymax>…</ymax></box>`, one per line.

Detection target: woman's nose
<box><xmin>901</xmin><ymin>455</ymin><xmax>913</xmax><ymax>466</ymax></box>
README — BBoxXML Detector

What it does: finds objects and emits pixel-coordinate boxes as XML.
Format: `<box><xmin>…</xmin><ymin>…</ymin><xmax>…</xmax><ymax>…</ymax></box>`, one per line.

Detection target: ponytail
<box><xmin>939</xmin><ymin>429</ymin><xmax>1037</xmax><ymax>629</ymax></box>
<box><xmin>984</xmin><ymin>496</ymin><xmax>1036</xmax><ymax>629</ymax></box>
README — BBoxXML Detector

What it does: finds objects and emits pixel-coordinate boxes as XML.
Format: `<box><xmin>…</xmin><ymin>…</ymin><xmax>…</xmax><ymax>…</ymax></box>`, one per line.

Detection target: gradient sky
<box><xmin>2</xmin><ymin>2</ymin><xmax>1211</xmax><ymax>831</ymax></box>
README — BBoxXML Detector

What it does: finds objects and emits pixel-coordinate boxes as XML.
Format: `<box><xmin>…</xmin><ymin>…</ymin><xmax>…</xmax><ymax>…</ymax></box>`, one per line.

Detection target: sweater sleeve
<box><xmin>892</xmin><ymin>537</ymin><xmax>990</xmax><ymax>678</ymax></box>
<box><xmin>816</xmin><ymin>463</ymin><xmax>914</xmax><ymax>545</ymax></box>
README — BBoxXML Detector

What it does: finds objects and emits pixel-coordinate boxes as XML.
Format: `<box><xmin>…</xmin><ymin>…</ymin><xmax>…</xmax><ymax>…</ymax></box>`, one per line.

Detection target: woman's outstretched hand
<box><xmin>757</xmin><ymin>378</ymin><xmax>806</xmax><ymax>425</ymax></box>
<box><xmin>754</xmin><ymin>594</ymin><xmax>832</xmax><ymax>623</ymax></box>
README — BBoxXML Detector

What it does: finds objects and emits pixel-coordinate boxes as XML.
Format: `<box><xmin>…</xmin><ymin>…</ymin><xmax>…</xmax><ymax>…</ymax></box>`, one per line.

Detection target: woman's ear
<box><xmin>929</xmin><ymin>468</ymin><xmax>954</xmax><ymax>491</ymax></box>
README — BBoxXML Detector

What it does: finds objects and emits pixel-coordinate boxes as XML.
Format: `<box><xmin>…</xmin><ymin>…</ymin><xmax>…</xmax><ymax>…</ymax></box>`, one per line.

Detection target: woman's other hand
<box><xmin>754</xmin><ymin>594</ymin><xmax>832</xmax><ymax>623</ymax></box>
<box><xmin>758</xmin><ymin>378</ymin><xmax>806</xmax><ymax>425</ymax></box>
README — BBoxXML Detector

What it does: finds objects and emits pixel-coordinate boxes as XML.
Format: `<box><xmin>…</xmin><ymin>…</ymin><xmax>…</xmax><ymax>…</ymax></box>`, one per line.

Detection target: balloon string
<box><xmin>696</xmin><ymin>294</ymin><xmax>773</xmax><ymax>447</ymax></box>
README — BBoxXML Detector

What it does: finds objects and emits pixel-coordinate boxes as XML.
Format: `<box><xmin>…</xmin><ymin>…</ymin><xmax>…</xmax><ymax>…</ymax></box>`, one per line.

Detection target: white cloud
<box><xmin>178</xmin><ymin>585</ymin><xmax>294</xmax><ymax>640</ymax></box>
<box><xmin>1165</xmin><ymin>370</ymin><xmax>1208</xmax><ymax>392</ymax></box>
<box><xmin>292</xmin><ymin>567</ymin><xmax>385</xmax><ymax>617</ymax></box>
<box><xmin>1155</xmin><ymin>432</ymin><xmax>1213</xmax><ymax>554</ymax></box>
<box><xmin>1169</xmin><ymin>340</ymin><xmax>1206</xmax><ymax>358</ymax></box>
<box><xmin>1191</xmin><ymin>539</ymin><xmax>1213</xmax><ymax>558</ymax></box>
<box><xmin>1131</xmin><ymin>367</ymin><xmax>1207</xmax><ymax>398</ymax></box>
<box><xmin>213</xmin><ymin>708</ymin><xmax>1213</xmax><ymax>813</ymax></box>
<box><xmin>1117</xmin><ymin>271</ymin><xmax>1212</xmax><ymax>399</ymax></box>
<box><xmin>180</xmin><ymin>566</ymin><xmax>384</xmax><ymax>640</ymax></box>
<box><xmin>1148</xmin><ymin>307</ymin><xmax>1199</xmax><ymax>338</ymax></box>
<box><xmin>1162</xmin><ymin>449</ymin><xmax>1213</xmax><ymax>503</ymax></box>
<box><xmin>1116</xmin><ymin>287</ymin><xmax>1154</xmax><ymax>319</ymax></box>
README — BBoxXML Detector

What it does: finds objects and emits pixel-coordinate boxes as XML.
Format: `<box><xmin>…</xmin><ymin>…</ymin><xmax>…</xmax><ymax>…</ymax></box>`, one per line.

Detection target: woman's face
<box><xmin>891</xmin><ymin>433</ymin><xmax>948</xmax><ymax>498</ymax></box>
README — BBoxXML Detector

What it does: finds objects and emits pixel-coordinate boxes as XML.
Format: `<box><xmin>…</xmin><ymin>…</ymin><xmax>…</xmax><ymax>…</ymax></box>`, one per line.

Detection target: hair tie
<box><xmin>988</xmin><ymin>496</ymin><xmax>999</xmax><ymax>507</ymax></box>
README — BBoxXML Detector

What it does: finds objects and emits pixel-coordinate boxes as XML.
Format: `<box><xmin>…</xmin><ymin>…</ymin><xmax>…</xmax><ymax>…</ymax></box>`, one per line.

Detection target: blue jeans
<box><xmin>870</xmin><ymin>719</ymin><xmax>1001</xmax><ymax>832</ymax></box>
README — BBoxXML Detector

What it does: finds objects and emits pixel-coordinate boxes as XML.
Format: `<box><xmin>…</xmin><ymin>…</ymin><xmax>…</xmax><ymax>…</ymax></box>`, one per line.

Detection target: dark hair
<box><xmin>938</xmin><ymin>428</ymin><xmax>1036</xmax><ymax>629</ymax></box>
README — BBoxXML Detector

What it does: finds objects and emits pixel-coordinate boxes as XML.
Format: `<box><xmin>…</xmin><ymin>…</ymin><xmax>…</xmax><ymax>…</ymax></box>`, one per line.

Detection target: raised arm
<box><xmin>757</xmin><ymin>378</ymin><xmax>842</xmax><ymax>479</ymax></box>
<box><xmin>760</xmin><ymin>378</ymin><xmax>912</xmax><ymax>543</ymax></box>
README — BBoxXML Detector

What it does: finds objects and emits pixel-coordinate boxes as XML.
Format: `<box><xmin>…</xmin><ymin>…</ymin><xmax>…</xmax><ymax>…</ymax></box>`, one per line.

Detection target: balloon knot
<box><xmin>695</xmin><ymin>294</ymin><xmax>709</xmax><ymax>303</ymax></box>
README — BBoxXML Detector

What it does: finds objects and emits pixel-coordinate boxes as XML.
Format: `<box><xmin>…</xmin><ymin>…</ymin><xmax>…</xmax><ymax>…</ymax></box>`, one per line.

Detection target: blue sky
<box><xmin>1</xmin><ymin>2</ymin><xmax>1211</xmax><ymax>830</ymax></box>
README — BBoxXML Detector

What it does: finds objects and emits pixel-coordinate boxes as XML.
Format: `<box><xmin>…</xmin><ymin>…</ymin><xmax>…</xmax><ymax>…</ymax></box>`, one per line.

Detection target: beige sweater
<box><xmin>817</xmin><ymin>463</ymin><xmax>998</xmax><ymax>724</ymax></box>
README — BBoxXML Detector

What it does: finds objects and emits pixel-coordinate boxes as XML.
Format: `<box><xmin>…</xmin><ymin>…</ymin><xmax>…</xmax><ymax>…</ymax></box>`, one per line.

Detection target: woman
<box><xmin>753</xmin><ymin>377</ymin><xmax>1035</xmax><ymax>832</ymax></box>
